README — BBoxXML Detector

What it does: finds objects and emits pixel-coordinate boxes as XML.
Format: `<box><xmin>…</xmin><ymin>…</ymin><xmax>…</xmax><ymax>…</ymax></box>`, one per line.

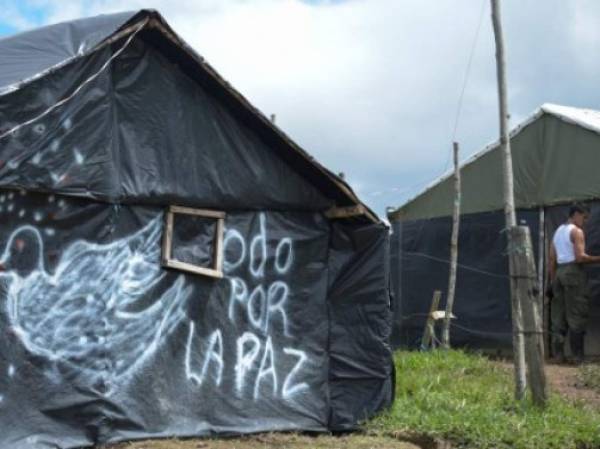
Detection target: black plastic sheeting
<box><xmin>390</xmin><ymin>210</ymin><xmax>539</xmax><ymax>350</ymax></box>
<box><xmin>0</xmin><ymin>11</ymin><xmax>136</xmax><ymax>93</ymax></box>
<box><xmin>327</xmin><ymin>221</ymin><xmax>394</xmax><ymax>430</ymax></box>
<box><xmin>0</xmin><ymin>189</ymin><xmax>392</xmax><ymax>448</ymax></box>
<box><xmin>0</xmin><ymin>37</ymin><xmax>332</xmax><ymax>210</ymax></box>
<box><xmin>172</xmin><ymin>213</ymin><xmax>216</xmax><ymax>268</ymax></box>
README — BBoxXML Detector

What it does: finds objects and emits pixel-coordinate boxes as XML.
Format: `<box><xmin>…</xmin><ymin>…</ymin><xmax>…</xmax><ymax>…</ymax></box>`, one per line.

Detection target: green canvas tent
<box><xmin>388</xmin><ymin>104</ymin><xmax>600</xmax><ymax>356</ymax></box>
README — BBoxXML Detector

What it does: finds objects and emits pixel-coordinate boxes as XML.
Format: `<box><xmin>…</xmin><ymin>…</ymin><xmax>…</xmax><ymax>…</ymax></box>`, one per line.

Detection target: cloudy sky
<box><xmin>1</xmin><ymin>0</ymin><xmax>599</xmax><ymax>217</ymax></box>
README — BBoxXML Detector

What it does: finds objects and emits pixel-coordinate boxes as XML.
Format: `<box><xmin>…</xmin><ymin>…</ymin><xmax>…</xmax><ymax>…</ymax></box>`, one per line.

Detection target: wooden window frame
<box><xmin>162</xmin><ymin>205</ymin><xmax>225</xmax><ymax>279</ymax></box>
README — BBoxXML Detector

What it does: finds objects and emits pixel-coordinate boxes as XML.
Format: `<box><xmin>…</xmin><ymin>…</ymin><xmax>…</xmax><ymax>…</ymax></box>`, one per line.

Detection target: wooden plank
<box><xmin>214</xmin><ymin>217</ymin><xmax>225</xmax><ymax>273</ymax></box>
<box><xmin>162</xmin><ymin>206</ymin><xmax>226</xmax><ymax>279</ymax></box>
<box><xmin>421</xmin><ymin>290</ymin><xmax>442</xmax><ymax>350</ymax></box>
<box><xmin>324</xmin><ymin>204</ymin><xmax>366</xmax><ymax>219</ymax></box>
<box><xmin>165</xmin><ymin>259</ymin><xmax>223</xmax><ymax>279</ymax></box>
<box><xmin>431</xmin><ymin>311</ymin><xmax>455</xmax><ymax>321</ymax></box>
<box><xmin>162</xmin><ymin>210</ymin><xmax>174</xmax><ymax>263</ymax></box>
<box><xmin>169</xmin><ymin>205</ymin><xmax>226</xmax><ymax>219</ymax></box>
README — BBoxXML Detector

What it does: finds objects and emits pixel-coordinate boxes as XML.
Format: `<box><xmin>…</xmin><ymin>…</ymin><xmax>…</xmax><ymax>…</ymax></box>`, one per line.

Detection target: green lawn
<box><xmin>369</xmin><ymin>350</ymin><xmax>600</xmax><ymax>449</ymax></box>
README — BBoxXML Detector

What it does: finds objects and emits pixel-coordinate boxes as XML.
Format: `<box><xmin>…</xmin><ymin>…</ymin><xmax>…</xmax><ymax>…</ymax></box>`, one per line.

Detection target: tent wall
<box><xmin>390</xmin><ymin>209</ymin><xmax>539</xmax><ymax>351</ymax></box>
<box><xmin>0</xmin><ymin>188</ymin><xmax>391</xmax><ymax>448</ymax></box>
<box><xmin>327</xmin><ymin>221</ymin><xmax>394</xmax><ymax>430</ymax></box>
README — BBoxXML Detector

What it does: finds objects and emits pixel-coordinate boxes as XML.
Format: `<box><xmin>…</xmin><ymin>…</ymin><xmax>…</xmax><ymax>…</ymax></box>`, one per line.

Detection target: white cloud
<box><xmin>0</xmin><ymin>3</ymin><xmax>38</xmax><ymax>30</ymax></box>
<box><xmin>5</xmin><ymin>0</ymin><xmax>600</xmax><ymax>215</ymax></box>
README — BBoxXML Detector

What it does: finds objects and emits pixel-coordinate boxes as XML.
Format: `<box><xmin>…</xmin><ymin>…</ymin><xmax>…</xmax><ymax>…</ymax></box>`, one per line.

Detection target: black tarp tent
<box><xmin>0</xmin><ymin>10</ymin><xmax>393</xmax><ymax>448</ymax></box>
<box><xmin>387</xmin><ymin>104</ymin><xmax>600</xmax><ymax>356</ymax></box>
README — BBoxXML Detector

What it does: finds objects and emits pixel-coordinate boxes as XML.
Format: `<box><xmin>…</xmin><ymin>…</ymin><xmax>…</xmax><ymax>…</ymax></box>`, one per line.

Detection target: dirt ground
<box><xmin>545</xmin><ymin>362</ymin><xmax>600</xmax><ymax>407</ymax></box>
<box><xmin>106</xmin><ymin>433</ymin><xmax>422</xmax><ymax>449</ymax></box>
<box><xmin>495</xmin><ymin>359</ymin><xmax>600</xmax><ymax>408</ymax></box>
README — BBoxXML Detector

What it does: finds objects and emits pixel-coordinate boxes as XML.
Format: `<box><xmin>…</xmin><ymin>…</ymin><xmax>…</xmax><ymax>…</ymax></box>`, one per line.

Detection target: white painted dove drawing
<box><xmin>0</xmin><ymin>214</ymin><xmax>193</xmax><ymax>392</ymax></box>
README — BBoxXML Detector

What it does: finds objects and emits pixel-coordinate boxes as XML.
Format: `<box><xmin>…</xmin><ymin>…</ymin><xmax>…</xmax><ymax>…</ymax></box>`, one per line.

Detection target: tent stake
<box><xmin>442</xmin><ymin>142</ymin><xmax>461</xmax><ymax>349</ymax></box>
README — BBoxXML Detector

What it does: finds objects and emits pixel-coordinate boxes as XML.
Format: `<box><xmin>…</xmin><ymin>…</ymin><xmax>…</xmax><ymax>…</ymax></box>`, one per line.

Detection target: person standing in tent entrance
<box><xmin>549</xmin><ymin>203</ymin><xmax>600</xmax><ymax>364</ymax></box>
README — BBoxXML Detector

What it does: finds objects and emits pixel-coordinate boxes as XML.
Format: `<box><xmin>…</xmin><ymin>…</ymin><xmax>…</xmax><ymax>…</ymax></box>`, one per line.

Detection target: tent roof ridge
<box><xmin>388</xmin><ymin>103</ymin><xmax>600</xmax><ymax>219</ymax></box>
<box><xmin>540</xmin><ymin>103</ymin><xmax>600</xmax><ymax>135</ymax></box>
<box><xmin>0</xmin><ymin>10</ymin><xmax>380</xmax><ymax>223</ymax></box>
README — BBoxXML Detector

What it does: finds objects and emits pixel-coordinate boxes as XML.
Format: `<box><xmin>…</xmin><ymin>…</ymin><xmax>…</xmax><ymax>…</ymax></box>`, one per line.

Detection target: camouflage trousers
<box><xmin>551</xmin><ymin>263</ymin><xmax>590</xmax><ymax>344</ymax></box>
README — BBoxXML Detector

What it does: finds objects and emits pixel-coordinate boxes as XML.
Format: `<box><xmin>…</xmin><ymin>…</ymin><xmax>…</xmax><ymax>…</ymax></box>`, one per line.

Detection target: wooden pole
<box><xmin>537</xmin><ymin>207</ymin><xmax>546</xmax><ymax>359</ymax></box>
<box><xmin>508</xmin><ymin>226</ymin><xmax>548</xmax><ymax>407</ymax></box>
<box><xmin>490</xmin><ymin>0</ymin><xmax>527</xmax><ymax>400</ymax></box>
<box><xmin>442</xmin><ymin>142</ymin><xmax>461</xmax><ymax>349</ymax></box>
<box><xmin>542</xmin><ymin>213</ymin><xmax>552</xmax><ymax>357</ymax></box>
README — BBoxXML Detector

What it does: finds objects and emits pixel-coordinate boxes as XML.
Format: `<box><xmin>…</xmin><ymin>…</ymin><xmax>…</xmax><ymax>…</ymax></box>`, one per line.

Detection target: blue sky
<box><xmin>0</xmin><ymin>1</ymin><xmax>46</xmax><ymax>33</ymax></box>
<box><xmin>0</xmin><ymin>23</ymin><xmax>14</xmax><ymax>34</ymax></box>
<box><xmin>300</xmin><ymin>0</ymin><xmax>347</xmax><ymax>4</ymax></box>
<box><xmin>1</xmin><ymin>0</ymin><xmax>600</xmax><ymax>218</ymax></box>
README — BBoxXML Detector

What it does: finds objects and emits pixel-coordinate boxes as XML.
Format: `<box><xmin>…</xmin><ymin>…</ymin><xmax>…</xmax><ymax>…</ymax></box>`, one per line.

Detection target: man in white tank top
<box><xmin>549</xmin><ymin>203</ymin><xmax>600</xmax><ymax>363</ymax></box>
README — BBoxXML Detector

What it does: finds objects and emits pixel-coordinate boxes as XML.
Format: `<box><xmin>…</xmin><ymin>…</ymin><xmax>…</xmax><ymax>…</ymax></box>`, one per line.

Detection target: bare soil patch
<box><xmin>546</xmin><ymin>362</ymin><xmax>600</xmax><ymax>407</ymax></box>
<box><xmin>105</xmin><ymin>433</ymin><xmax>421</xmax><ymax>449</ymax></box>
<box><xmin>494</xmin><ymin>359</ymin><xmax>600</xmax><ymax>408</ymax></box>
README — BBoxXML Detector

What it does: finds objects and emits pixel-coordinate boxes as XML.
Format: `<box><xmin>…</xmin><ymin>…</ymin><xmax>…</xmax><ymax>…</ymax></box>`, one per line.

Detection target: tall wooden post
<box><xmin>442</xmin><ymin>142</ymin><xmax>461</xmax><ymax>349</ymax></box>
<box><xmin>508</xmin><ymin>226</ymin><xmax>548</xmax><ymax>407</ymax></box>
<box><xmin>537</xmin><ymin>207</ymin><xmax>546</xmax><ymax>359</ymax></box>
<box><xmin>421</xmin><ymin>290</ymin><xmax>442</xmax><ymax>350</ymax></box>
<box><xmin>490</xmin><ymin>0</ymin><xmax>526</xmax><ymax>400</ymax></box>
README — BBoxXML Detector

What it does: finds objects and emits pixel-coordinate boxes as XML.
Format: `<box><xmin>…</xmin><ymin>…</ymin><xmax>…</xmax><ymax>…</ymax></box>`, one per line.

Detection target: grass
<box><xmin>579</xmin><ymin>362</ymin><xmax>600</xmax><ymax>394</ymax></box>
<box><xmin>369</xmin><ymin>350</ymin><xmax>600</xmax><ymax>449</ymax></box>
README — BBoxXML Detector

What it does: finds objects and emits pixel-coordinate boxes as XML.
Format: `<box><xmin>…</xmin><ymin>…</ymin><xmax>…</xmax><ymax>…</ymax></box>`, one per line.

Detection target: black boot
<box><xmin>570</xmin><ymin>331</ymin><xmax>585</xmax><ymax>364</ymax></box>
<box><xmin>553</xmin><ymin>339</ymin><xmax>566</xmax><ymax>364</ymax></box>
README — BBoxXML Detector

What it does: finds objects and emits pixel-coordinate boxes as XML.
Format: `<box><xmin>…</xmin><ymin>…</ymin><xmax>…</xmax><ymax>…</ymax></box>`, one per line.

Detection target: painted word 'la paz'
<box><xmin>185</xmin><ymin>323</ymin><xmax>309</xmax><ymax>402</ymax></box>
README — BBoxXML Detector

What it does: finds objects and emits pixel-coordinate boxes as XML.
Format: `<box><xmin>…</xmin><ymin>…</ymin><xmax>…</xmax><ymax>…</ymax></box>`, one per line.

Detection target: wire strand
<box><xmin>401</xmin><ymin>250</ymin><xmax>510</xmax><ymax>279</ymax></box>
<box><xmin>384</xmin><ymin>0</ymin><xmax>488</xmax><ymax>207</ymax></box>
<box><xmin>451</xmin><ymin>0</ymin><xmax>488</xmax><ymax>144</ymax></box>
<box><xmin>0</xmin><ymin>18</ymin><xmax>148</xmax><ymax>142</ymax></box>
